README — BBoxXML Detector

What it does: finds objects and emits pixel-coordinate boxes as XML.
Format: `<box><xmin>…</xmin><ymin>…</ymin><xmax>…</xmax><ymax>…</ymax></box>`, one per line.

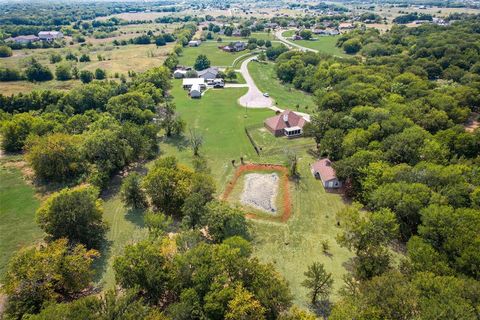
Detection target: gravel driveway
<box><xmin>238</xmin><ymin>56</ymin><xmax>273</xmax><ymax>108</ymax></box>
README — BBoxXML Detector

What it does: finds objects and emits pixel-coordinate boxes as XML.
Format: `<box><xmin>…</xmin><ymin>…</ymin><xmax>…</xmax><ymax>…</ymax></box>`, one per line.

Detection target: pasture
<box><xmin>247</xmin><ymin>61</ymin><xmax>316</xmax><ymax>113</ymax></box>
<box><xmin>177</xmin><ymin>41</ymin><xmax>251</xmax><ymax>67</ymax></box>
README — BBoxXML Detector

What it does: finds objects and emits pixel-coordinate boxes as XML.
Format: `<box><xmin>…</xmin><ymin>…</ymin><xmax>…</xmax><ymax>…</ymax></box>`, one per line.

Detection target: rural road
<box><xmin>238</xmin><ymin>56</ymin><xmax>273</xmax><ymax>108</ymax></box>
<box><xmin>275</xmin><ymin>29</ymin><xmax>319</xmax><ymax>53</ymax></box>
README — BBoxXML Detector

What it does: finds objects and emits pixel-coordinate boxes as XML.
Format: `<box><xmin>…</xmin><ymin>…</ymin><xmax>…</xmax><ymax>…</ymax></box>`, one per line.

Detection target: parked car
<box><xmin>263</xmin><ymin>92</ymin><xmax>269</xmax><ymax>97</ymax></box>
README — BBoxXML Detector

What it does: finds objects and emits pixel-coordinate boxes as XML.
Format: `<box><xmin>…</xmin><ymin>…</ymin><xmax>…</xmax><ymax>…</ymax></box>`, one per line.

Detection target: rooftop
<box><xmin>312</xmin><ymin>159</ymin><xmax>337</xmax><ymax>182</ymax></box>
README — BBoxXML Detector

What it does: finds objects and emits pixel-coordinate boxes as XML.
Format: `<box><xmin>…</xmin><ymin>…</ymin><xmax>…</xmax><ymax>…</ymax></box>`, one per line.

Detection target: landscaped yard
<box><xmin>0</xmin><ymin>161</ymin><xmax>43</xmax><ymax>277</ymax></box>
<box><xmin>159</xmin><ymin>80</ymin><xmax>352</xmax><ymax>306</ymax></box>
<box><xmin>247</xmin><ymin>61</ymin><xmax>316</xmax><ymax>113</ymax></box>
<box><xmin>177</xmin><ymin>41</ymin><xmax>252</xmax><ymax>67</ymax></box>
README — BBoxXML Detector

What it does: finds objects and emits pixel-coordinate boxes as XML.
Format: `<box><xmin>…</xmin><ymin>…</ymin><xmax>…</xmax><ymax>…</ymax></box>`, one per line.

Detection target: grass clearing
<box><xmin>281</xmin><ymin>31</ymin><xmax>346</xmax><ymax>56</ymax></box>
<box><xmin>248</xmin><ymin>61</ymin><xmax>316</xmax><ymax>113</ymax></box>
<box><xmin>159</xmin><ymin>80</ymin><xmax>351</xmax><ymax>306</ymax></box>
<box><xmin>0</xmin><ymin>161</ymin><xmax>43</xmax><ymax>278</ymax></box>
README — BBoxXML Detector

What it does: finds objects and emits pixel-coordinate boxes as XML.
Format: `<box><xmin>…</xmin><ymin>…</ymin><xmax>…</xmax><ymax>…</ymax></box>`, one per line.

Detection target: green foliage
<box><xmin>94</xmin><ymin>68</ymin><xmax>106</xmax><ymax>80</ymax></box>
<box><xmin>36</xmin><ymin>185</ymin><xmax>108</xmax><ymax>248</ymax></box>
<box><xmin>79</xmin><ymin>70</ymin><xmax>94</xmax><ymax>83</ymax></box>
<box><xmin>55</xmin><ymin>63</ymin><xmax>72</xmax><ymax>81</ymax></box>
<box><xmin>25</xmin><ymin>59</ymin><xmax>53</xmax><ymax>82</ymax></box>
<box><xmin>120</xmin><ymin>172</ymin><xmax>148</xmax><ymax>209</ymax></box>
<box><xmin>26</xmin><ymin>133</ymin><xmax>85</xmax><ymax>182</ymax></box>
<box><xmin>301</xmin><ymin>262</ymin><xmax>333</xmax><ymax>305</ymax></box>
<box><xmin>3</xmin><ymin>239</ymin><xmax>98</xmax><ymax>319</ymax></box>
<box><xmin>201</xmin><ymin>201</ymin><xmax>250</xmax><ymax>242</ymax></box>
<box><xmin>194</xmin><ymin>54</ymin><xmax>211</xmax><ymax>71</ymax></box>
<box><xmin>0</xmin><ymin>45</ymin><xmax>13</xmax><ymax>57</ymax></box>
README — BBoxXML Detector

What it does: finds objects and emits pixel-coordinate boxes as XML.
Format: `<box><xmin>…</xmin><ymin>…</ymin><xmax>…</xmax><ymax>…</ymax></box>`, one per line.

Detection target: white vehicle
<box><xmin>263</xmin><ymin>92</ymin><xmax>269</xmax><ymax>97</ymax></box>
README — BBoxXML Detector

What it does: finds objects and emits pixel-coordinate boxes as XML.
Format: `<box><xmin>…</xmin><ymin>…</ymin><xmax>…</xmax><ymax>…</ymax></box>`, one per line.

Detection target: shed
<box><xmin>311</xmin><ymin>159</ymin><xmax>342</xmax><ymax>189</ymax></box>
<box><xmin>189</xmin><ymin>84</ymin><xmax>202</xmax><ymax>98</ymax></box>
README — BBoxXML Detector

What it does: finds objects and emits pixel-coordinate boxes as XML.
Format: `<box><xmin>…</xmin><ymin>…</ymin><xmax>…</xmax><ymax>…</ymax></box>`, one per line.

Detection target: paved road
<box><xmin>238</xmin><ymin>56</ymin><xmax>273</xmax><ymax>108</ymax></box>
<box><xmin>275</xmin><ymin>29</ymin><xmax>319</xmax><ymax>53</ymax></box>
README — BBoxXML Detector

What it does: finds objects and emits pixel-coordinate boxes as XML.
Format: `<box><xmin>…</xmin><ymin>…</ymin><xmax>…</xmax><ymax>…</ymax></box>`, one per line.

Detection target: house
<box><xmin>5</xmin><ymin>35</ymin><xmax>40</xmax><ymax>44</ymax></box>
<box><xmin>292</xmin><ymin>34</ymin><xmax>303</xmax><ymax>40</ymax></box>
<box><xmin>189</xmin><ymin>84</ymin><xmax>202</xmax><ymax>98</ymax></box>
<box><xmin>188</xmin><ymin>40</ymin><xmax>201</xmax><ymax>47</ymax></box>
<box><xmin>263</xmin><ymin>110</ymin><xmax>308</xmax><ymax>137</ymax></box>
<box><xmin>311</xmin><ymin>159</ymin><xmax>342</xmax><ymax>189</ymax></box>
<box><xmin>198</xmin><ymin>67</ymin><xmax>219</xmax><ymax>80</ymax></box>
<box><xmin>313</xmin><ymin>28</ymin><xmax>340</xmax><ymax>36</ymax></box>
<box><xmin>222</xmin><ymin>41</ymin><xmax>246</xmax><ymax>52</ymax></box>
<box><xmin>265</xmin><ymin>22</ymin><xmax>279</xmax><ymax>29</ymax></box>
<box><xmin>232</xmin><ymin>29</ymin><xmax>242</xmax><ymax>37</ymax></box>
<box><xmin>182</xmin><ymin>78</ymin><xmax>206</xmax><ymax>89</ymax></box>
<box><xmin>288</xmin><ymin>21</ymin><xmax>297</xmax><ymax>27</ymax></box>
<box><xmin>173</xmin><ymin>69</ymin><xmax>188</xmax><ymax>79</ymax></box>
<box><xmin>38</xmin><ymin>31</ymin><xmax>63</xmax><ymax>41</ymax></box>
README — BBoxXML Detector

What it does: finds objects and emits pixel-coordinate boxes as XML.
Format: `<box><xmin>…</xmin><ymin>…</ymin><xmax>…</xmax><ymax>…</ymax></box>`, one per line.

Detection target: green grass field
<box><xmin>248</xmin><ymin>61</ymin><xmax>316</xmax><ymax>113</ymax></box>
<box><xmin>281</xmin><ymin>31</ymin><xmax>346</xmax><ymax>56</ymax></box>
<box><xmin>177</xmin><ymin>42</ymin><xmax>251</xmax><ymax>67</ymax></box>
<box><xmin>215</xmin><ymin>32</ymin><xmax>276</xmax><ymax>42</ymax></box>
<box><xmin>0</xmin><ymin>162</ymin><xmax>43</xmax><ymax>278</ymax></box>
<box><xmin>159</xmin><ymin>80</ymin><xmax>351</xmax><ymax>306</ymax></box>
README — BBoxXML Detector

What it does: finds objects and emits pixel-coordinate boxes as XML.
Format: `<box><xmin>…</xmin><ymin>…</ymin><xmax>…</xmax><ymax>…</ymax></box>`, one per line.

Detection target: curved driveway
<box><xmin>238</xmin><ymin>56</ymin><xmax>273</xmax><ymax>108</ymax></box>
<box><xmin>275</xmin><ymin>29</ymin><xmax>319</xmax><ymax>53</ymax></box>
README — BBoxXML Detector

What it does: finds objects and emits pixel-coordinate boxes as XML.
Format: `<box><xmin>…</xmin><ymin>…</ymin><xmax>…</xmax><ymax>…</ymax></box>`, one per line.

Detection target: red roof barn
<box><xmin>311</xmin><ymin>159</ymin><xmax>342</xmax><ymax>189</ymax></box>
<box><xmin>264</xmin><ymin>110</ymin><xmax>307</xmax><ymax>137</ymax></box>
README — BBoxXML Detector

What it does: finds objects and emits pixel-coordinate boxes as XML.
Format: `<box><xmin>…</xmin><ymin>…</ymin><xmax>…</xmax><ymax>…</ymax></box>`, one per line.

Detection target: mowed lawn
<box><xmin>0</xmin><ymin>163</ymin><xmax>43</xmax><ymax>277</ymax></box>
<box><xmin>248</xmin><ymin>61</ymin><xmax>316</xmax><ymax>113</ymax></box>
<box><xmin>177</xmin><ymin>42</ymin><xmax>251</xmax><ymax>67</ymax></box>
<box><xmin>160</xmin><ymin>80</ymin><xmax>351</xmax><ymax>306</ymax></box>
<box><xmin>281</xmin><ymin>31</ymin><xmax>346</xmax><ymax>56</ymax></box>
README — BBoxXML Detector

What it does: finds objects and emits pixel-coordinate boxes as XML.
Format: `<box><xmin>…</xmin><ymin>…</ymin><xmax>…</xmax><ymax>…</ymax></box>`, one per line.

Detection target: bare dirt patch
<box><xmin>241</xmin><ymin>173</ymin><xmax>279</xmax><ymax>214</ymax></box>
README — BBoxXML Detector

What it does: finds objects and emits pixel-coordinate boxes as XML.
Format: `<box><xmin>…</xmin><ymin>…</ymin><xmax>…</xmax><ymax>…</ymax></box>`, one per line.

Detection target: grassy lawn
<box><xmin>214</xmin><ymin>32</ymin><xmax>276</xmax><ymax>42</ymax></box>
<box><xmin>281</xmin><ymin>31</ymin><xmax>346</xmax><ymax>56</ymax></box>
<box><xmin>177</xmin><ymin>42</ymin><xmax>251</xmax><ymax>67</ymax></box>
<box><xmin>159</xmin><ymin>80</ymin><xmax>351</xmax><ymax>306</ymax></box>
<box><xmin>248</xmin><ymin>61</ymin><xmax>316</xmax><ymax>113</ymax></box>
<box><xmin>0</xmin><ymin>161</ymin><xmax>43</xmax><ymax>278</ymax></box>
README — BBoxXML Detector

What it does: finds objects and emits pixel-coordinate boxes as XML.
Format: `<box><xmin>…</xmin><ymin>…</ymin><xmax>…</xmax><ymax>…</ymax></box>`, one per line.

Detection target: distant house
<box><xmin>198</xmin><ymin>67</ymin><xmax>219</xmax><ymax>80</ymax></box>
<box><xmin>38</xmin><ymin>31</ymin><xmax>63</xmax><ymax>41</ymax></box>
<box><xmin>311</xmin><ymin>159</ymin><xmax>342</xmax><ymax>189</ymax></box>
<box><xmin>313</xmin><ymin>28</ymin><xmax>339</xmax><ymax>36</ymax></box>
<box><xmin>222</xmin><ymin>41</ymin><xmax>246</xmax><ymax>52</ymax></box>
<box><xmin>288</xmin><ymin>21</ymin><xmax>297</xmax><ymax>27</ymax></box>
<box><xmin>339</xmin><ymin>23</ymin><xmax>355</xmax><ymax>30</ymax></box>
<box><xmin>5</xmin><ymin>35</ymin><xmax>40</xmax><ymax>44</ymax></box>
<box><xmin>265</xmin><ymin>22</ymin><xmax>279</xmax><ymax>29</ymax></box>
<box><xmin>182</xmin><ymin>78</ymin><xmax>206</xmax><ymax>89</ymax></box>
<box><xmin>264</xmin><ymin>110</ymin><xmax>308</xmax><ymax>137</ymax></box>
<box><xmin>189</xmin><ymin>84</ymin><xmax>202</xmax><ymax>98</ymax></box>
<box><xmin>188</xmin><ymin>40</ymin><xmax>202</xmax><ymax>47</ymax></box>
<box><xmin>232</xmin><ymin>29</ymin><xmax>242</xmax><ymax>37</ymax></box>
<box><xmin>173</xmin><ymin>69</ymin><xmax>188</xmax><ymax>79</ymax></box>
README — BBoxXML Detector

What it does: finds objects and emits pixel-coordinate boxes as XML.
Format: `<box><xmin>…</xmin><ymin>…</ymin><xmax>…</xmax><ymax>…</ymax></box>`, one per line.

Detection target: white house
<box><xmin>188</xmin><ymin>40</ymin><xmax>201</xmax><ymax>47</ymax></box>
<box><xmin>189</xmin><ymin>84</ymin><xmax>202</xmax><ymax>98</ymax></box>
<box><xmin>38</xmin><ymin>31</ymin><xmax>64</xmax><ymax>41</ymax></box>
<box><xmin>173</xmin><ymin>69</ymin><xmax>188</xmax><ymax>79</ymax></box>
<box><xmin>182</xmin><ymin>78</ymin><xmax>206</xmax><ymax>89</ymax></box>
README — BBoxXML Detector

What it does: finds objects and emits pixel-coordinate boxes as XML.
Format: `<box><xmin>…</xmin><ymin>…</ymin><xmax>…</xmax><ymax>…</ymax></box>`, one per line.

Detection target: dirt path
<box><xmin>465</xmin><ymin>112</ymin><xmax>479</xmax><ymax>132</ymax></box>
<box><xmin>238</xmin><ymin>56</ymin><xmax>273</xmax><ymax>108</ymax></box>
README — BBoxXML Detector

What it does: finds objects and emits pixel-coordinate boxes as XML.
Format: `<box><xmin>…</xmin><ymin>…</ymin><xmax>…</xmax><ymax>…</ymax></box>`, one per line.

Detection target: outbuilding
<box><xmin>188</xmin><ymin>40</ymin><xmax>202</xmax><ymax>47</ymax></box>
<box><xmin>189</xmin><ymin>84</ymin><xmax>202</xmax><ymax>98</ymax></box>
<box><xmin>311</xmin><ymin>159</ymin><xmax>342</xmax><ymax>189</ymax></box>
<box><xmin>38</xmin><ymin>31</ymin><xmax>64</xmax><ymax>41</ymax></box>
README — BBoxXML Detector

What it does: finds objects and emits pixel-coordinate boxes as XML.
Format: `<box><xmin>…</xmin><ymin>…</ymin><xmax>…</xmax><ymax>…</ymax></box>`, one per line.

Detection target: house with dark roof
<box><xmin>263</xmin><ymin>110</ymin><xmax>307</xmax><ymax>137</ymax></box>
<box><xmin>221</xmin><ymin>41</ymin><xmax>246</xmax><ymax>52</ymax></box>
<box><xmin>311</xmin><ymin>159</ymin><xmax>342</xmax><ymax>189</ymax></box>
<box><xmin>198</xmin><ymin>67</ymin><xmax>219</xmax><ymax>80</ymax></box>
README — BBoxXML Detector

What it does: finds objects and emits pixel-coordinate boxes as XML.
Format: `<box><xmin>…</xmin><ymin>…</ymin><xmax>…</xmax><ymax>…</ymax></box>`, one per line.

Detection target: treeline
<box><xmin>271</xmin><ymin>16</ymin><xmax>480</xmax><ymax>318</ymax></box>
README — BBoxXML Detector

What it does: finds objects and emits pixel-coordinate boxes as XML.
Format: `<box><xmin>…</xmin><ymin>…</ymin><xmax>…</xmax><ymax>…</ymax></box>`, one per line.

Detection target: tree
<box><xmin>224</xmin><ymin>68</ymin><xmax>237</xmax><ymax>82</ymax></box>
<box><xmin>299</xmin><ymin>29</ymin><xmax>313</xmax><ymax>40</ymax></box>
<box><xmin>25</xmin><ymin>59</ymin><xmax>53</xmax><ymax>82</ymax></box>
<box><xmin>143</xmin><ymin>156</ymin><xmax>194</xmax><ymax>215</ymax></box>
<box><xmin>36</xmin><ymin>185</ymin><xmax>108</xmax><ymax>248</ymax></box>
<box><xmin>94</xmin><ymin>68</ymin><xmax>106</xmax><ymax>80</ymax></box>
<box><xmin>3</xmin><ymin>239</ymin><xmax>98</xmax><ymax>319</ymax></box>
<box><xmin>0</xmin><ymin>45</ymin><xmax>13</xmax><ymax>57</ymax></box>
<box><xmin>49</xmin><ymin>53</ymin><xmax>62</xmax><ymax>64</ymax></box>
<box><xmin>79</xmin><ymin>54</ymin><xmax>90</xmax><ymax>62</ymax></box>
<box><xmin>155</xmin><ymin>35</ymin><xmax>166</xmax><ymax>46</ymax></box>
<box><xmin>26</xmin><ymin>133</ymin><xmax>85</xmax><ymax>182</ymax></box>
<box><xmin>241</xmin><ymin>28</ymin><xmax>251</xmax><ymax>38</ymax></box>
<box><xmin>200</xmin><ymin>201</ymin><xmax>249</xmax><ymax>242</ymax></box>
<box><xmin>265</xmin><ymin>40</ymin><xmax>272</xmax><ymax>47</ymax></box>
<box><xmin>189</xmin><ymin>128</ymin><xmax>204</xmax><ymax>156</ymax></box>
<box><xmin>55</xmin><ymin>62</ymin><xmax>72</xmax><ymax>81</ymax></box>
<box><xmin>144</xmin><ymin>211</ymin><xmax>173</xmax><ymax>239</ymax></box>
<box><xmin>120</xmin><ymin>172</ymin><xmax>148</xmax><ymax>209</ymax></box>
<box><xmin>302</xmin><ymin>262</ymin><xmax>333</xmax><ymax>305</ymax></box>
<box><xmin>225</xmin><ymin>285</ymin><xmax>266</xmax><ymax>320</ymax></box>
<box><xmin>79</xmin><ymin>70</ymin><xmax>94</xmax><ymax>83</ymax></box>
<box><xmin>342</xmin><ymin>38</ymin><xmax>362</xmax><ymax>54</ymax></box>
<box><xmin>194</xmin><ymin>54</ymin><xmax>211</xmax><ymax>71</ymax></box>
